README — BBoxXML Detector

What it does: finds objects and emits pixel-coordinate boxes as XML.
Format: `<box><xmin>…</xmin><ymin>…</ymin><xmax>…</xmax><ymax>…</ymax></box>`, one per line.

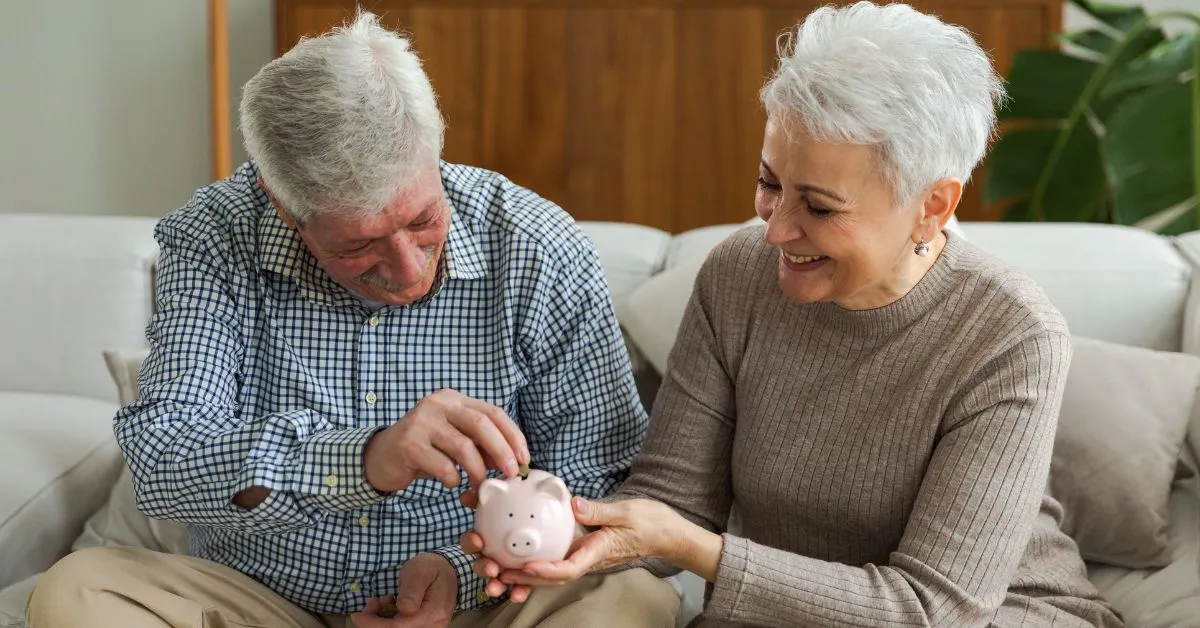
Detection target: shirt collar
<box><xmin>256</xmin><ymin>176</ymin><xmax>489</xmax><ymax>309</ymax></box>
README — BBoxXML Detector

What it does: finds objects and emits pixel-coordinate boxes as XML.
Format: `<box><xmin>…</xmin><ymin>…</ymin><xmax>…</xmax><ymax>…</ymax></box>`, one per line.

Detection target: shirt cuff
<box><xmin>221</xmin><ymin>482</ymin><xmax>314</xmax><ymax>532</ymax></box>
<box><xmin>705</xmin><ymin>533</ymin><xmax>750</xmax><ymax>620</ymax></box>
<box><xmin>293</xmin><ymin>425</ymin><xmax>391</xmax><ymax>512</ymax></box>
<box><xmin>431</xmin><ymin>543</ymin><xmax>496</xmax><ymax>612</ymax></box>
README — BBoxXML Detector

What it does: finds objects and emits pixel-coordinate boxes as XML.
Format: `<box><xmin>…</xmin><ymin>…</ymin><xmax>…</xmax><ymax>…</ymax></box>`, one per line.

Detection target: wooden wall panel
<box><xmin>275</xmin><ymin>0</ymin><xmax>1064</xmax><ymax>231</ymax></box>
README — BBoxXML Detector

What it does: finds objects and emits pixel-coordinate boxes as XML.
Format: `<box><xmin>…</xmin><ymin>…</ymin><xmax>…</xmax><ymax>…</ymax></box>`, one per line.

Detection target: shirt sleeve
<box><xmin>514</xmin><ymin>235</ymin><xmax>649</xmax><ymax>502</ymax></box>
<box><xmin>701</xmin><ymin>330</ymin><xmax>1071</xmax><ymax>626</ymax></box>
<box><xmin>430</xmin><ymin>543</ymin><xmax>493</xmax><ymax>613</ymax></box>
<box><xmin>114</xmin><ymin>215</ymin><xmax>390</xmax><ymax>533</ymax></box>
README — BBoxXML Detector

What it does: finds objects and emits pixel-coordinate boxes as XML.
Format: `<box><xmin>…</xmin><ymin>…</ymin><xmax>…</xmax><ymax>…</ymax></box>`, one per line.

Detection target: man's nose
<box><xmin>380</xmin><ymin>232</ymin><xmax>428</xmax><ymax>282</ymax></box>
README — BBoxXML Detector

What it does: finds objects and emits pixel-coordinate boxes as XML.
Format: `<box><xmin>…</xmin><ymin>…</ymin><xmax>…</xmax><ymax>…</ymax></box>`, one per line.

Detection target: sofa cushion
<box><xmin>1051</xmin><ymin>336</ymin><xmax>1200</xmax><ymax>569</ymax></box>
<box><xmin>0</xmin><ymin>392</ymin><xmax>124</xmax><ymax>589</ymax></box>
<box><xmin>1086</xmin><ymin>467</ymin><xmax>1200</xmax><ymax>626</ymax></box>
<box><xmin>0</xmin><ymin>214</ymin><xmax>159</xmax><ymax>403</ymax></box>
<box><xmin>576</xmin><ymin>221</ymin><xmax>671</xmax><ymax>309</ymax></box>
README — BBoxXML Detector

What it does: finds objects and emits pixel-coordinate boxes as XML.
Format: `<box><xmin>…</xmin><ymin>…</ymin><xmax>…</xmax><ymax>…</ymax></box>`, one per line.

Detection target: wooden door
<box><xmin>275</xmin><ymin>0</ymin><xmax>1062</xmax><ymax>232</ymax></box>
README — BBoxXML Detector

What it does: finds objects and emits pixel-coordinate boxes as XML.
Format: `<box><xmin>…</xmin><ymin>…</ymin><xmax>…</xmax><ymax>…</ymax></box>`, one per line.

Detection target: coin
<box><xmin>518</xmin><ymin>463</ymin><xmax>530</xmax><ymax>478</ymax></box>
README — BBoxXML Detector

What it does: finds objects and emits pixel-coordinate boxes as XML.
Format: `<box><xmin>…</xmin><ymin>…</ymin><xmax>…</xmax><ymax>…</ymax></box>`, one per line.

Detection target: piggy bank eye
<box><xmin>530</xmin><ymin>514</ymin><xmax>535</xmax><ymax>519</ymax></box>
<box><xmin>508</xmin><ymin>513</ymin><xmax>513</xmax><ymax>518</ymax></box>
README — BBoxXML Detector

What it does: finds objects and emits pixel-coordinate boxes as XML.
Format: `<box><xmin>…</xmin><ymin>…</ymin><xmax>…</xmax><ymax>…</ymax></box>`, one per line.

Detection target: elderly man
<box><xmin>26</xmin><ymin>11</ymin><xmax>678</xmax><ymax>628</ymax></box>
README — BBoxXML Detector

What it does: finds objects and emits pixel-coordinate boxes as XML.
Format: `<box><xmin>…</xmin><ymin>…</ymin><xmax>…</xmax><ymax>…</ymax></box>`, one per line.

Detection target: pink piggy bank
<box><xmin>475</xmin><ymin>469</ymin><xmax>576</xmax><ymax>570</ymax></box>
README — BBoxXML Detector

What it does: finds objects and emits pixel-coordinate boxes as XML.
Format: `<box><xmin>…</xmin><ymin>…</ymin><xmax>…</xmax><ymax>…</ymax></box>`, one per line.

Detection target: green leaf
<box><xmin>1062</xmin><ymin>25</ymin><xmax>1165</xmax><ymax>60</ymax></box>
<box><xmin>985</xmin><ymin>126</ymin><xmax>1108</xmax><ymax>221</ymax></box>
<box><xmin>986</xmin><ymin>129</ymin><xmax>1057</xmax><ymax>204</ymax></box>
<box><xmin>1133</xmin><ymin>199</ymin><xmax>1200</xmax><ymax>234</ymax></box>
<box><xmin>1002</xmin><ymin>51</ymin><xmax>1100</xmax><ymax>120</ymax></box>
<box><xmin>1104</xmin><ymin>82</ymin><xmax>1196</xmax><ymax>228</ymax></box>
<box><xmin>1062</xmin><ymin>28</ymin><xmax>1120</xmax><ymax>54</ymax></box>
<box><xmin>999</xmin><ymin>199</ymin><xmax>1034</xmax><ymax>222</ymax></box>
<box><xmin>1102</xmin><ymin>33</ymin><xmax>1197</xmax><ymax>99</ymax></box>
<box><xmin>1069</xmin><ymin>0</ymin><xmax>1151</xmax><ymax>32</ymax></box>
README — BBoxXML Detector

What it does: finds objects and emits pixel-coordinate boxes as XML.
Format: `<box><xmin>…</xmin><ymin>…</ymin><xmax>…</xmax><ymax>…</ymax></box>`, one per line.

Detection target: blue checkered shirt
<box><xmin>113</xmin><ymin>161</ymin><xmax>649</xmax><ymax>615</ymax></box>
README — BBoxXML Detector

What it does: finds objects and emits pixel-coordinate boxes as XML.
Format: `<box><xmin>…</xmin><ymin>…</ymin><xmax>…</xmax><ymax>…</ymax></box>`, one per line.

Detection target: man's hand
<box><xmin>350</xmin><ymin>553</ymin><xmax>458</xmax><ymax>628</ymax></box>
<box><xmin>364</xmin><ymin>389</ymin><xmax>530</xmax><ymax>493</ymax></box>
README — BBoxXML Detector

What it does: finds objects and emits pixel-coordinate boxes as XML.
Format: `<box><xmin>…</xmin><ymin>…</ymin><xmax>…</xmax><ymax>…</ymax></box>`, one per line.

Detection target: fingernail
<box><xmin>575</xmin><ymin>498</ymin><xmax>588</xmax><ymax>514</ymax></box>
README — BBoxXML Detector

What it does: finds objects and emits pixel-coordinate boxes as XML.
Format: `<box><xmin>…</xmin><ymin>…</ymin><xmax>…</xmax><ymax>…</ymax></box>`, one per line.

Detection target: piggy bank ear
<box><xmin>534</xmin><ymin>475</ymin><xmax>571</xmax><ymax>504</ymax></box>
<box><xmin>477</xmin><ymin>478</ymin><xmax>509</xmax><ymax>507</ymax></box>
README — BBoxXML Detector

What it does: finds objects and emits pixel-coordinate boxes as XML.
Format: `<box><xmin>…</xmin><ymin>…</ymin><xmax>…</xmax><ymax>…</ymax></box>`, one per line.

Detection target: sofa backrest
<box><xmin>601</xmin><ymin>219</ymin><xmax>1195</xmax><ymax>377</ymax></box>
<box><xmin>960</xmin><ymin>222</ymin><xmax>1191</xmax><ymax>353</ymax></box>
<box><xmin>0</xmin><ymin>214</ymin><xmax>160</xmax><ymax>403</ymax></box>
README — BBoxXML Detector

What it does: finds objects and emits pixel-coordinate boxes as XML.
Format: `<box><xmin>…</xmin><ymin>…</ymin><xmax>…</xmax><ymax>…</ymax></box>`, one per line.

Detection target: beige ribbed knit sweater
<box><xmin>618</xmin><ymin>226</ymin><xmax>1123</xmax><ymax>627</ymax></box>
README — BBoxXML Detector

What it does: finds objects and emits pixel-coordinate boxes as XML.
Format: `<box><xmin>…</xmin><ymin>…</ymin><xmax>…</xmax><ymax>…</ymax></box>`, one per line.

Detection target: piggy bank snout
<box><xmin>505</xmin><ymin>528</ymin><xmax>542</xmax><ymax>557</ymax></box>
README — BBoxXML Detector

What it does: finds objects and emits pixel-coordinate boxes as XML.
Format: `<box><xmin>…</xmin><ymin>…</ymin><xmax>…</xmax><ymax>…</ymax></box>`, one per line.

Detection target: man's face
<box><xmin>274</xmin><ymin>166</ymin><xmax>452</xmax><ymax>306</ymax></box>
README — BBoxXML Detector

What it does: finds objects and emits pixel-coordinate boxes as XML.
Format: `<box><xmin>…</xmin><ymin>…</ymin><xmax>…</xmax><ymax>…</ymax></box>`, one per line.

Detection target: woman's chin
<box><xmin>777</xmin><ymin>277</ymin><xmax>827</xmax><ymax>304</ymax></box>
<box><xmin>777</xmin><ymin>264</ymin><xmax>832</xmax><ymax>303</ymax></box>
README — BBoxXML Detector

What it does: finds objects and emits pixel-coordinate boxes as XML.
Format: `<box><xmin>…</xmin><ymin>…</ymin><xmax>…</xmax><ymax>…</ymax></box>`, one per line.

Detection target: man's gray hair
<box><xmin>760</xmin><ymin>1</ymin><xmax>1007</xmax><ymax>205</ymax></box>
<box><xmin>239</xmin><ymin>10</ymin><xmax>444</xmax><ymax>222</ymax></box>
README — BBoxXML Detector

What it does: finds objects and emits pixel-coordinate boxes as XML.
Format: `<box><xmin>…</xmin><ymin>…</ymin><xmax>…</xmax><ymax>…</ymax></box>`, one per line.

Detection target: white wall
<box><xmin>1</xmin><ymin>1</ymin><xmax>1197</xmax><ymax>218</ymax></box>
<box><xmin>0</xmin><ymin>0</ymin><xmax>272</xmax><ymax>218</ymax></box>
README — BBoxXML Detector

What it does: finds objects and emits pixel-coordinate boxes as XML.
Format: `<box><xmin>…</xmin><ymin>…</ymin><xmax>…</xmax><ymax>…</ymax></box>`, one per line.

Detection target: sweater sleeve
<box><xmin>704</xmin><ymin>329</ymin><xmax>1072</xmax><ymax>627</ymax></box>
<box><xmin>612</xmin><ymin>252</ymin><xmax>739</xmax><ymax>566</ymax></box>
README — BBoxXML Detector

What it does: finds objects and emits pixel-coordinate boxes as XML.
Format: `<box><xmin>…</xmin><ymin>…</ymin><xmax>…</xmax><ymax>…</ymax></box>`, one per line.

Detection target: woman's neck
<box><xmin>834</xmin><ymin>231</ymin><xmax>948</xmax><ymax>311</ymax></box>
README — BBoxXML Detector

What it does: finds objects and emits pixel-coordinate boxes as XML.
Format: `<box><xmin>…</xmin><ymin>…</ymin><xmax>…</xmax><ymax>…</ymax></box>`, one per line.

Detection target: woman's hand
<box><xmin>509</xmin><ymin>496</ymin><xmax>718</xmax><ymax>586</ymax></box>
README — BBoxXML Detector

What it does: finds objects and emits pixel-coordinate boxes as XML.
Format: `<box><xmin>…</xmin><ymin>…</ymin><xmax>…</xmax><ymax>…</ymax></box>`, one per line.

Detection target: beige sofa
<box><xmin>2</xmin><ymin>213</ymin><xmax>1199</xmax><ymax>627</ymax></box>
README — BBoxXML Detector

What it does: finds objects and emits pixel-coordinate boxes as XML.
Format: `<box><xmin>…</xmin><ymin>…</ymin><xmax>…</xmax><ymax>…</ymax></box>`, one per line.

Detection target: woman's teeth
<box><xmin>784</xmin><ymin>252</ymin><xmax>828</xmax><ymax>264</ymax></box>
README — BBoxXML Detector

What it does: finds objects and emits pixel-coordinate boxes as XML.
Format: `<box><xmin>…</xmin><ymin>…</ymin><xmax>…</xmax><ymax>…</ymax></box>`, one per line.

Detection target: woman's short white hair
<box><xmin>761</xmin><ymin>1</ymin><xmax>1007</xmax><ymax>205</ymax></box>
<box><xmin>239</xmin><ymin>10</ymin><xmax>444</xmax><ymax>222</ymax></box>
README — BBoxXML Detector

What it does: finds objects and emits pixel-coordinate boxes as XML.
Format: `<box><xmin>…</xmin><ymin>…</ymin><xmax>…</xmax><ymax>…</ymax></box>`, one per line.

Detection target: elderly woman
<box><xmin>463</xmin><ymin>2</ymin><xmax>1125</xmax><ymax>626</ymax></box>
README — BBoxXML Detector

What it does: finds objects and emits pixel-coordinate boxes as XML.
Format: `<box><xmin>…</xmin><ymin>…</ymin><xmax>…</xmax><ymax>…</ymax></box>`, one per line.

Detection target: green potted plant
<box><xmin>985</xmin><ymin>0</ymin><xmax>1199</xmax><ymax>233</ymax></box>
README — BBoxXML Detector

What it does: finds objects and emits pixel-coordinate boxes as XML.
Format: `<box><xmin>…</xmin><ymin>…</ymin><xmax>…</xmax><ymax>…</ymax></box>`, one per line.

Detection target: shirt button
<box><xmin>358</xmin><ymin>514</ymin><xmax>370</xmax><ymax>527</ymax></box>
<box><xmin>324</xmin><ymin>474</ymin><xmax>339</xmax><ymax>488</ymax></box>
<box><xmin>368</xmin><ymin>315</ymin><xmax>380</xmax><ymax>327</ymax></box>
<box><xmin>365</xmin><ymin>392</ymin><xmax>378</xmax><ymax>405</ymax></box>
<box><xmin>349</xmin><ymin>581</ymin><xmax>361</xmax><ymax>593</ymax></box>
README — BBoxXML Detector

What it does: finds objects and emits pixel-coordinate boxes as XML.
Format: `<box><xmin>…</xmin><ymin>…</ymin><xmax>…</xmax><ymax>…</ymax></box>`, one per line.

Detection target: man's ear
<box><xmin>260</xmin><ymin>176</ymin><xmax>300</xmax><ymax>230</ymax></box>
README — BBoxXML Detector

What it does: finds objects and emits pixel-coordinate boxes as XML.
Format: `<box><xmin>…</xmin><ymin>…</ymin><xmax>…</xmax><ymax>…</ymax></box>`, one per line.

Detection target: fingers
<box><xmin>459</xmin><ymin>487</ymin><xmax>479</xmax><ymax>510</ymax></box>
<box><xmin>460</xmin><ymin>530</ymin><xmax>485</xmax><ymax>556</ymax></box>
<box><xmin>572</xmin><ymin>497</ymin><xmax>619</xmax><ymax>526</ymax></box>
<box><xmin>459</xmin><ymin>396</ymin><xmax>529</xmax><ymax>466</ymax></box>
<box><xmin>472</xmin><ymin>557</ymin><xmax>500</xmax><ymax>580</ymax></box>
<box><xmin>350</xmin><ymin>597</ymin><xmax>398</xmax><ymax>628</ymax></box>
<box><xmin>446</xmin><ymin>406</ymin><xmax>520</xmax><ymax>479</ymax></box>
<box><xmin>517</xmin><ymin>533</ymin><xmax>606</xmax><ymax>582</ymax></box>
<box><xmin>405</xmin><ymin>445</ymin><xmax>461</xmax><ymax>489</ymax></box>
<box><xmin>395</xmin><ymin>561</ymin><xmax>436</xmax><ymax>616</ymax></box>
<box><xmin>484</xmin><ymin>578</ymin><xmax>508</xmax><ymax>599</ymax></box>
<box><xmin>509</xmin><ymin>584</ymin><xmax>534</xmax><ymax>603</ymax></box>
<box><xmin>430</xmin><ymin>425</ymin><xmax>488</xmax><ymax>488</ymax></box>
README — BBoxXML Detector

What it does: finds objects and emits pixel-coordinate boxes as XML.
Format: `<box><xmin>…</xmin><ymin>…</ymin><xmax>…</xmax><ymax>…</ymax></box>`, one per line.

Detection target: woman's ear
<box><xmin>913</xmin><ymin>177</ymin><xmax>962</xmax><ymax>243</ymax></box>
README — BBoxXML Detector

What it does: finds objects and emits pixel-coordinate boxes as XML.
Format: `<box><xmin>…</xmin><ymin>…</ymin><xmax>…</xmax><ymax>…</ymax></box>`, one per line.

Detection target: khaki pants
<box><xmin>26</xmin><ymin>546</ymin><xmax>679</xmax><ymax>628</ymax></box>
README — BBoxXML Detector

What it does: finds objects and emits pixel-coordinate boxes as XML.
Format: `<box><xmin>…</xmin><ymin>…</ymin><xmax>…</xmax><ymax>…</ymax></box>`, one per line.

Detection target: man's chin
<box><xmin>358</xmin><ymin>279</ymin><xmax>433</xmax><ymax>306</ymax></box>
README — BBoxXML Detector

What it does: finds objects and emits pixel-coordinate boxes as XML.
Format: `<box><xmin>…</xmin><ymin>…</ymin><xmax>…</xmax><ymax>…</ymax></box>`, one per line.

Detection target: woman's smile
<box><xmin>781</xmin><ymin>250</ymin><xmax>830</xmax><ymax>272</ymax></box>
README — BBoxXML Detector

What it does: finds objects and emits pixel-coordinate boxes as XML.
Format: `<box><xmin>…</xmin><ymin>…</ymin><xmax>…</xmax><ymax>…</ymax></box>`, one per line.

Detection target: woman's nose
<box><xmin>764</xmin><ymin>213</ymin><xmax>802</xmax><ymax>247</ymax></box>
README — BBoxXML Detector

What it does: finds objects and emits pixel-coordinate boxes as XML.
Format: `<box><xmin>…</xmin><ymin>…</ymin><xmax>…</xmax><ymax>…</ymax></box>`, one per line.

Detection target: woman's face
<box><xmin>755</xmin><ymin>118</ymin><xmax>947</xmax><ymax>310</ymax></box>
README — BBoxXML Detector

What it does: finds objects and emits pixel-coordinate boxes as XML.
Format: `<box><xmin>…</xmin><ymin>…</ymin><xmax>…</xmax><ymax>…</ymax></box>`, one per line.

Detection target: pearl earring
<box><xmin>914</xmin><ymin>241</ymin><xmax>930</xmax><ymax>256</ymax></box>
